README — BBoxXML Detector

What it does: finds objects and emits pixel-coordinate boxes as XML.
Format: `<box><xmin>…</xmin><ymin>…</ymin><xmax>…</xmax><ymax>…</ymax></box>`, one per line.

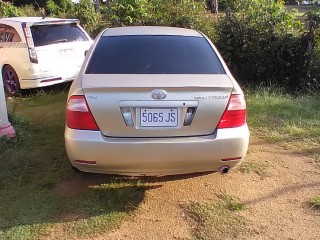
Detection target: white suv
<box><xmin>0</xmin><ymin>17</ymin><xmax>93</xmax><ymax>96</ymax></box>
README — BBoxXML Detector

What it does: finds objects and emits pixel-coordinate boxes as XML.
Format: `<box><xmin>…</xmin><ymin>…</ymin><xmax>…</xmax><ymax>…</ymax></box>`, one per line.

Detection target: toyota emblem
<box><xmin>151</xmin><ymin>89</ymin><xmax>167</xmax><ymax>100</ymax></box>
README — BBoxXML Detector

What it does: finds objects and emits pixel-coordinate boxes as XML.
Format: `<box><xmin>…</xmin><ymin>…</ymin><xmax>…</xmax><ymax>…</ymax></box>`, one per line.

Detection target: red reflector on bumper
<box><xmin>75</xmin><ymin>160</ymin><xmax>96</xmax><ymax>165</ymax></box>
<box><xmin>221</xmin><ymin>157</ymin><xmax>242</xmax><ymax>161</ymax></box>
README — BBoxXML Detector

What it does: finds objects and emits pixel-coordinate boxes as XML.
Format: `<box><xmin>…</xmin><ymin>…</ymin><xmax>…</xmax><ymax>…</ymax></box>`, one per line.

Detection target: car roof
<box><xmin>102</xmin><ymin>26</ymin><xmax>203</xmax><ymax>37</ymax></box>
<box><xmin>0</xmin><ymin>17</ymin><xmax>78</xmax><ymax>24</ymax></box>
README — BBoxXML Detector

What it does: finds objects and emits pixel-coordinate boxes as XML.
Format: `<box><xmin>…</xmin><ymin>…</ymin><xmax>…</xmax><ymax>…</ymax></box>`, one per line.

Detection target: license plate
<box><xmin>140</xmin><ymin>108</ymin><xmax>178</xmax><ymax>127</ymax></box>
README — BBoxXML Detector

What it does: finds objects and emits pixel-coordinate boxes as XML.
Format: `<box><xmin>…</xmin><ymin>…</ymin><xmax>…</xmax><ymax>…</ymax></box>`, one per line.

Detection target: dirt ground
<box><xmin>51</xmin><ymin>137</ymin><xmax>320</xmax><ymax>240</ymax></box>
<box><xmin>91</xmin><ymin>138</ymin><xmax>320</xmax><ymax>240</ymax></box>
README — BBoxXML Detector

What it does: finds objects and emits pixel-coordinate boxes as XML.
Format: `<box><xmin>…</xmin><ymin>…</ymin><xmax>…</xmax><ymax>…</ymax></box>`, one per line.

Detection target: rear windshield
<box><xmin>85</xmin><ymin>35</ymin><xmax>226</xmax><ymax>74</ymax></box>
<box><xmin>31</xmin><ymin>23</ymin><xmax>89</xmax><ymax>47</ymax></box>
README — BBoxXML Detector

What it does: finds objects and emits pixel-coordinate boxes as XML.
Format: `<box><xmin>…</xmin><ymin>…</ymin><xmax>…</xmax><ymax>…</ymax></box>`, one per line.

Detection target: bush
<box><xmin>19</xmin><ymin>4</ymin><xmax>43</xmax><ymax>17</ymax></box>
<box><xmin>215</xmin><ymin>0</ymin><xmax>319</xmax><ymax>92</ymax></box>
<box><xmin>0</xmin><ymin>2</ymin><xmax>23</xmax><ymax>17</ymax></box>
<box><xmin>44</xmin><ymin>0</ymin><xmax>104</xmax><ymax>37</ymax></box>
<box><xmin>73</xmin><ymin>0</ymin><xmax>104</xmax><ymax>37</ymax></box>
<box><xmin>148</xmin><ymin>0</ymin><xmax>217</xmax><ymax>40</ymax></box>
<box><xmin>218</xmin><ymin>0</ymin><xmax>238</xmax><ymax>10</ymax></box>
<box><xmin>4</xmin><ymin>0</ymin><xmax>320</xmax><ymax>93</ymax></box>
<box><xmin>109</xmin><ymin>0</ymin><xmax>152</xmax><ymax>26</ymax></box>
<box><xmin>303</xmin><ymin>10</ymin><xmax>320</xmax><ymax>91</ymax></box>
<box><xmin>45</xmin><ymin>0</ymin><xmax>75</xmax><ymax>17</ymax></box>
<box><xmin>104</xmin><ymin>0</ymin><xmax>216</xmax><ymax>40</ymax></box>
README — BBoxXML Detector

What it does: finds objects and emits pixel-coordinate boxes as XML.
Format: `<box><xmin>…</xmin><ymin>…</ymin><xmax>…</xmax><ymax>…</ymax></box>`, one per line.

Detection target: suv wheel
<box><xmin>2</xmin><ymin>65</ymin><xmax>21</xmax><ymax>97</ymax></box>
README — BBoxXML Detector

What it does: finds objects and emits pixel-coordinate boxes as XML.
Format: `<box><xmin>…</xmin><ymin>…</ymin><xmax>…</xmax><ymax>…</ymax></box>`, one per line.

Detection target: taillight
<box><xmin>28</xmin><ymin>48</ymin><xmax>38</xmax><ymax>63</ymax></box>
<box><xmin>217</xmin><ymin>94</ymin><xmax>246</xmax><ymax>129</ymax></box>
<box><xmin>23</xmin><ymin>27</ymin><xmax>38</xmax><ymax>63</ymax></box>
<box><xmin>66</xmin><ymin>95</ymin><xmax>99</xmax><ymax>131</ymax></box>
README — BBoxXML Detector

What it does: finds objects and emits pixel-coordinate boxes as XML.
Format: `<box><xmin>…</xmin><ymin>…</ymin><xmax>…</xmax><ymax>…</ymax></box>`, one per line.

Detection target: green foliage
<box><xmin>234</xmin><ymin>0</ymin><xmax>302</xmax><ymax>34</ymax></box>
<box><xmin>306</xmin><ymin>49</ymin><xmax>320</xmax><ymax>93</ymax></box>
<box><xmin>1</xmin><ymin>91</ymin><xmax>148</xmax><ymax>239</ymax></box>
<box><xmin>219</xmin><ymin>195</ymin><xmax>247</xmax><ymax>211</ymax></box>
<box><xmin>73</xmin><ymin>0</ymin><xmax>103</xmax><ymax>37</ymax></box>
<box><xmin>0</xmin><ymin>2</ymin><xmax>22</xmax><ymax>17</ymax></box>
<box><xmin>310</xmin><ymin>195</ymin><xmax>320</xmax><ymax>210</ymax></box>
<box><xmin>216</xmin><ymin>0</ymin><xmax>309</xmax><ymax>91</ymax></box>
<box><xmin>18</xmin><ymin>5</ymin><xmax>43</xmax><ymax>17</ymax></box>
<box><xmin>109</xmin><ymin>0</ymin><xmax>152</xmax><ymax>26</ymax></box>
<box><xmin>45</xmin><ymin>0</ymin><xmax>61</xmax><ymax>16</ymax></box>
<box><xmin>45</xmin><ymin>0</ymin><xmax>75</xmax><ymax>17</ymax></box>
<box><xmin>303</xmin><ymin>9</ymin><xmax>320</xmax><ymax>92</ymax></box>
<box><xmin>219</xmin><ymin>0</ymin><xmax>239</xmax><ymax>10</ymax></box>
<box><xmin>5</xmin><ymin>0</ymin><xmax>320</xmax><ymax>92</ymax></box>
<box><xmin>150</xmin><ymin>0</ymin><xmax>204</xmax><ymax>27</ymax></box>
<box><xmin>149</xmin><ymin>0</ymin><xmax>217</xmax><ymax>40</ymax></box>
<box><xmin>103</xmin><ymin>0</ymin><xmax>216</xmax><ymax>40</ymax></box>
<box><xmin>247</xmin><ymin>88</ymin><xmax>320</xmax><ymax>158</ymax></box>
<box><xmin>185</xmin><ymin>195</ymin><xmax>247</xmax><ymax>240</ymax></box>
<box><xmin>44</xmin><ymin>0</ymin><xmax>103</xmax><ymax>37</ymax></box>
<box><xmin>239</xmin><ymin>161</ymin><xmax>268</xmax><ymax>176</ymax></box>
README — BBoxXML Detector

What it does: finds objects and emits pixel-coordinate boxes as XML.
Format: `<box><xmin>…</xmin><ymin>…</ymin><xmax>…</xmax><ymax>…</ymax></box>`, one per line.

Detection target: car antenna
<box><xmin>41</xmin><ymin>9</ymin><xmax>46</xmax><ymax>19</ymax></box>
<box><xmin>34</xmin><ymin>1</ymin><xmax>46</xmax><ymax>19</ymax></box>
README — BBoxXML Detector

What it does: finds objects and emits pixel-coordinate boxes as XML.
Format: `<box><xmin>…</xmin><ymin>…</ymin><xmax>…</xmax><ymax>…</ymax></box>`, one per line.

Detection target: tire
<box><xmin>71</xmin><ymin>165</ymin><xmax>90</xmax><ymax>178</ymax></box>
<box><xmin>2</xmin><ymin>65</ymin><xmax>21</xmax><ymax>97</ymax></box>
<box><xmin>71</xmin><ymin>165</ymin><xmax>81</xmax><ymax>172</ymax></box>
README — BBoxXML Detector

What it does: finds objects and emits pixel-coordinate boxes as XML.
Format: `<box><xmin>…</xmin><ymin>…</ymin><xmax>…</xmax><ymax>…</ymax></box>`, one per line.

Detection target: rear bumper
<box><xmin>65</xmin><ymin>125</ymin><xmax>249</xmax><ymax>176</ymax></box>
<box><xmin>20</xmin><ymin>76</ymin><xmax>74</xmax><ymax>89</ymax></box>
<box><xmin>19</xmin><ymin>65</ymin><xmax>80</xmax><ymax>89</ymax></box>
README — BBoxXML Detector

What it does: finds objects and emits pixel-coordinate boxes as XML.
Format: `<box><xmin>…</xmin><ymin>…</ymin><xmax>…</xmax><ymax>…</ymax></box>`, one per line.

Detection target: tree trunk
<box><xmin>95</xmin><ymin>0</ymin><xmax>101</xmax><ymax>14</ymax></box>
<box><xmin>207</xmin><ymin>0</ymin><xmax>218</xmax><ymax>14</ymax></box>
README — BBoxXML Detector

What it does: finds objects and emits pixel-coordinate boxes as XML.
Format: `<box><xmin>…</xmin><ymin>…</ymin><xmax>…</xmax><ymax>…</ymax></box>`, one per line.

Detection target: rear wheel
<box><xmin>71</xmin><ymin>165</ymin><xmax>90</xmax><ymax>178</ymax></box>
<box><xmin>2</xmin><ymin>65</ymin><xmax>21</xmax><ymax>97</ymax></box>
<box><xmin>71</xmin><ymin>165</ymin><xmax>81</xmax><ymax>172</ymax></box>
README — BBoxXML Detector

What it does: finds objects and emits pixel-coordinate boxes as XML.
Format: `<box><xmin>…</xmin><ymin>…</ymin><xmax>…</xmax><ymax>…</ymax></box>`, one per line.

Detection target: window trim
<box><xmin>85</xmin><ymin>35</ymin><xmax>226</xmax><ymax>75</ymax></box>
<box><xmin>0</xmin><ymin>24</ymin><xmax>22</xmax><ymax>43</ymax></box>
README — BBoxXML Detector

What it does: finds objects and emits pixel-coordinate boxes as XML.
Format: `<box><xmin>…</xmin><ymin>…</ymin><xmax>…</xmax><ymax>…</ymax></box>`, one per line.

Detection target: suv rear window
<box><xmin>31</xmin><ymin>23</ymin><xmax>89</xmax><ymax>47</ymax></box>
<box><xmin>85</xmin><ymin>35</ymin><xmax>226</xmax><ymax>74</ymax></box>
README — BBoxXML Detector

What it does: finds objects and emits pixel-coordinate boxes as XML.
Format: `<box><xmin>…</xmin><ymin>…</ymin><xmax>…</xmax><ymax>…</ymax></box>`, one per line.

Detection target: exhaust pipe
<box><xmin>218</xmin><ymin>165</ymin><xmax>230</xmax><ymax>175</ymax></box>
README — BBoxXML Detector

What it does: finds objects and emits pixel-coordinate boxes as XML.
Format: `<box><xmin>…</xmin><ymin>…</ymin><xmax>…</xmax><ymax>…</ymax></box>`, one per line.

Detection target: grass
<box><xmin>285</xmin><ymin>5</ymin><xmax>320</xmax><ymax>20</ymax></box>
<box><xmin>309</xmin><ymin>195</ymin><xmax>320</xmax><ymax>211</ymax></box>
<box><xmin>186</xmin><ymin>89</ymin><xmax>319</xmax><ymax>238</ymax></box>
<box><xmin>239</xmin><ymin>161</ymin><xmax>268</xmax><ymax>177</ymax></box>
<box><xmin>0</xmin><ymin>89</ymin><xmax>149</xmax><ymax>240</ymax></box>
<box><xmin>1</xmin><ymin>86</ymin><xmax>319</xmax><ymax>239</ymax></box>
<box><xmin>246</xmin><ymin>89</ymin><xmax>320</xmax><ymax>159</ymax></box>
<box><xmin>185</xmin><ymin>195</ymin><xmax>246</xmax><ymax>240</ymax></box>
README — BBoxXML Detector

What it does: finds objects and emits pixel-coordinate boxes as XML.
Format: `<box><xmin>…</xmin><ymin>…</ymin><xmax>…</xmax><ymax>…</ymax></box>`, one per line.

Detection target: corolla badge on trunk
<box><xmin>151</xmin><ymin>89</ymin><xmax>167</xmax><ymax>100</ymax></box>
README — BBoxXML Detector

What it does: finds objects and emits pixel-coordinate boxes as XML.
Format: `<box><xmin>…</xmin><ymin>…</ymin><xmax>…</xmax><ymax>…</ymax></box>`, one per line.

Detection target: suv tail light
<box><xmin>66</xmin><ymin>95</ymin><xmax>99</xmax><ymax>131</ymax></box>
<box><xmin>217</xmin><ymin>94</ymin><xmax>246</xmax><ymax>129</ymax></box>
<box><xmin>23</xmin><ymin>27</ymin><xmax>38</xmax><ymax>63</ymax></box>
<box><xmin>28</xmin><ymin>48</ymin><xmax>38</xmax><ymax>63</ymax></box>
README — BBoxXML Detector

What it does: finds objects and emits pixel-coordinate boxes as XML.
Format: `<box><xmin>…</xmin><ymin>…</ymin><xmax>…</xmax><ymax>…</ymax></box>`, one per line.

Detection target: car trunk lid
<box><xmin>35</xmin><ymin>41</ymin><xmax>90</xmax><ymax>79</ymax></box>
<box><xmin>82</xmin><ymin>74</ymin><xmax>234</xmax><ymax>138</ymax></box>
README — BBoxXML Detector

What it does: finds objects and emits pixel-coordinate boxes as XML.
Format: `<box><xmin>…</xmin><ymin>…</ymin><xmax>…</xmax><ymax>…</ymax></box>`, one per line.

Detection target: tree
<box><xmin>207</xmin><ymin>0</ymin><xmax>218</xmax><ymax>14</ymax></box>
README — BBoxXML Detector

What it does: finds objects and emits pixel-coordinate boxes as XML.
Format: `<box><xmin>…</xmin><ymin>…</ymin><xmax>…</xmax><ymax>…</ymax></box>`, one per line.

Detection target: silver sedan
<box><xmin>65</xmin><ymin>26</ymin><xmax>249</xmax><ymax>176</ymax></box>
